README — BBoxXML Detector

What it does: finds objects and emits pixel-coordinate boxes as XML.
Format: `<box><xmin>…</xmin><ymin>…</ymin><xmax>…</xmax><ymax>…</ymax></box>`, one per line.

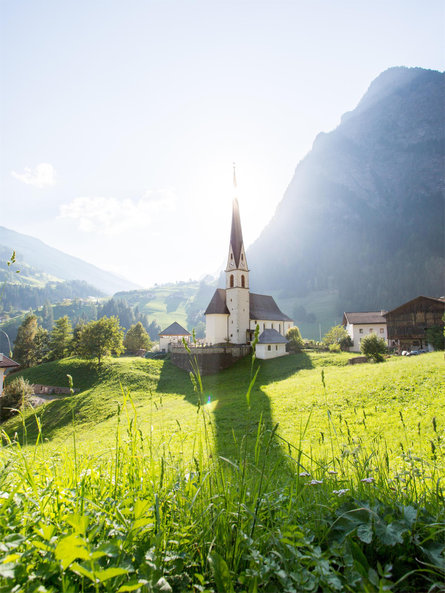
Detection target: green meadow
<box><xmin>1</xmin><ymin>352</ymin><xmax>444</xmax><ymax>592</ymax></box>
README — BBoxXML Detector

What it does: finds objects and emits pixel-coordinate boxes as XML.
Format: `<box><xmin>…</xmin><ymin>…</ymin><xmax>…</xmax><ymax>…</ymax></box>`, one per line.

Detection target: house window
<box><xmin>263</xmin><ymin>323</ymin><xmax>265</xmax><ymax>330</ymax></box>
<box><xmin>241</xmin><ymin>275</ymin><xmax>245</xmax><ymax>288</ymax></box>
<box><xmin>359</xmin><ymin>329</ymin><xmax>363</xmax><ymax>334</ymax></box>
<box><xmin>369</xmin><ymin>328</ymin><xmax>373</xmax><ymax>333</ymax></box>
<box><xmin>267</xmin><ymin>345</ymin><xmax>271</xmax><ymax>351</ymax></box>
<box><xmin>271</xmin><ymin>323</ymin><xmax>274</xmax><ymax>329</ymax></box>
<box><xmin>230</xmin><ymin>274</ymin><xmax>234</xmax><ymax>288</ymax></box>
<box><xmin>275</xmin><ymin>345</ymin><xmax>278</xmax><ymax>350</ymax></box>
<box><xmin>380</xmin><ymin>328</ymin><xmax>384</xmax><ymax>334</ymax></box>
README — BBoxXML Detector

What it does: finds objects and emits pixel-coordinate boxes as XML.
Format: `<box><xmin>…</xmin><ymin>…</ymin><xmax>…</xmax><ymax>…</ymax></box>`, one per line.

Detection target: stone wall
<box><xmin>170</xmin><ymin>344</ymin><xmax>251</xmax><ymax>375</ymax></box>
<box><xmin>32</xmin><ymin>384</ymin><xmax>79</xmax><ymax>395</ymax></box>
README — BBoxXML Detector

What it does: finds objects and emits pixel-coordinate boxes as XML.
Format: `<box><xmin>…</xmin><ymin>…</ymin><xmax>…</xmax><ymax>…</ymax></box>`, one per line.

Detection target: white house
<box><xmin>342</xmin><ymin>311</ymin><xmax>388</xmax><ymax>352</ymax></box>
<box><xmin>159</xmin><ymin>322</ymin><xmax>191</xmax><ymax>353</ymax></box>
<box><xmin>204</xmin><ymin>177</ymin><xmax>293</xmax><ymax>360</ymax></box>
<box><xmin>0</xmin><ymin>353</ymin><xmax>20</xmax><ymax>395</ymax></box>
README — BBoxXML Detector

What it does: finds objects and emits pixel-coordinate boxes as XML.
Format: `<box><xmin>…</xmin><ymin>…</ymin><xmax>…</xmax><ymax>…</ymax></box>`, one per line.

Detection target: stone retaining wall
<box><xmin>348</xmin><ymin>356</ymin><xmax>368</xmax><ymax>365</ymax></box>
<box><xmin>170</xmin><ymin>344</ymin><xmax>251</xmax><ymax>375</ymax></box>
<box><xmin>32</xmin><ymin>384</ymin><xmax>79</xmax><ymax>395</ymax></box>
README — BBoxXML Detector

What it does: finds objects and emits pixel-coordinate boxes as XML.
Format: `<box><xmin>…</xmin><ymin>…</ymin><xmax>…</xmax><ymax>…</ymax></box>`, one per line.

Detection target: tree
<box><xmin>49</xmin><ymin>316</ymin><xmax>73</xmax><ymax>360</ymax></box>
<box><xmin>286</xmin><ymin>326</ymin><xmax>304</xmax><ymax>352</ymax></box>
<box><xmin>425</xmin><ymin>314</ymin><xmax>445</xmax><ymax>351</ymax></box>
<box><xmin>360</xmin><ymin>333</ymin><xmax>387</xmax><ymax>362</ymax></box>
<box><xmin>322</xmin><ymin>325</ymin><xmax>353</xmax><ymax>351</ymax></box>
<box><xmin>13</xmin><ymin>315</ymin><xmax>39</xmax><ymax>367</ymax></box>
<box><xmin>124</xmin><ymin>322</ymin><xmax>151</xmax><ymax>353</ymax></box>
<box><xmin>77</xmin><ymin>316</ymin><xmax>124</xmax><ymax>364</ymax></box>
<box><xmin>34</xmin><ymin>326</ymin><xmax>50</xmax><ymax>364</ymax></box>
<box><xmin>0</xmin><ymin>377</ymin><xmax>34</xmax><ymax>422</ymax></box>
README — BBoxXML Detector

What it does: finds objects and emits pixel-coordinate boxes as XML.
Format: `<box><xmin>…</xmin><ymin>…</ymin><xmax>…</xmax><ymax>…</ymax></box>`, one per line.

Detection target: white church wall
<box><xmin>205</xmin><ymin>315</ymin><xmax>228</xmax><ymax>345</ymax></box>
<box><xmin>250</xmin><ymin>320</ymin><xmax>293</xmax><ymax>336</ymax></box>
<box><xmin>227</xmin><ymin>288</ymin><xmax>250</xmax><ymax>344</ymax></box>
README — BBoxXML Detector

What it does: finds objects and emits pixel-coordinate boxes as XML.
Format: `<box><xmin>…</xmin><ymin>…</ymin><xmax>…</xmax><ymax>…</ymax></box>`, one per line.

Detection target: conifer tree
<box><xmin>13</xmin><ymin>315</ymin><xmax>39</xmax><ymax>367</ymax></box>
<box><xmin>49</xmin><ymin>316</ymin><xmax>73</xmax><ymax>360</ymax></box>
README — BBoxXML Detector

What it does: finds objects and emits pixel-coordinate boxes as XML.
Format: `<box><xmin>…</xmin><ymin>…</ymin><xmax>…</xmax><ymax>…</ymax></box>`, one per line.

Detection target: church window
<box><xmin>241</xmin><ymin>254</ymin><xmax>244</xmax><ymax>261</ymax></box>
<box><xmin>263</xmin><ymin>323</ymin><xmax>265</xmax><ymax>330</ymax></box>
<box><xmin>241</xmin><ymin>275</ymin><xmax>245</xmax><ymax>288</ymax></box>
<box><xmin>271</xmin><ymin>323</ymin><xmax>274</xmax><ymax>329</ymax></box>
<box><xmin>275</xmin><ymin>345</ymin><xmax>278</xmax><ymax>350</ymax></box>
<box><xmin>267</xmin><ymin>345</ymin><xmax>271</xmax><ymax>351</ymax></box>
<box><xmin>230</xmin><ymin>274</ymin><xmax>234</xmax><ymax>288</ymax></box>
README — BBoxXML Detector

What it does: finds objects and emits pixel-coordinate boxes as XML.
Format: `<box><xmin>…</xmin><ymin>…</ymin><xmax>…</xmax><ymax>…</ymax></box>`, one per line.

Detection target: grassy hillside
<box><xmin>1</xmin><ymin>352</ymin><xmax>444</xmax><ymax>592</ymax></box>
<box><xmin>5</xmin><ymin>352</ymin><xmax>444</xmax><ymax>472</ymax></box>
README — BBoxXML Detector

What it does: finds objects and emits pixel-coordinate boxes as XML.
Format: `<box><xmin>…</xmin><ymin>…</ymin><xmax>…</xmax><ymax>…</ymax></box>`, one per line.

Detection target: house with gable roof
<box><xmin>0</xmin><ymin>353</ymin><xmax>20</xmax><ymax>395</ymax></box>
<box><xmin>342</xmin><ymin>311</ymin><xmax>388</xmax><ymax>352</ymax></box>
<box><xmin>204</xmin><ymin>174</ymin><xmax>293</xmax><ymax>360</ymax></box>
<box><xmin>159</xmin><ymin>322</ymin><xmax>191</xmax><ymax>353</ymax></box>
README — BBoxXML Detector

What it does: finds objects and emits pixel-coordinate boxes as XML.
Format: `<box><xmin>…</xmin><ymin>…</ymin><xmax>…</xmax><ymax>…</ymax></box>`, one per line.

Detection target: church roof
<box><xmin>258</xmin><ymin>329</ymin><xmax>288</xmax><ymax>344</ymax></box>
<box><xmin>204</xmin><ymin>288</ymin><xmax>230</xmax><ymax>315</ymax></box>
<box><xmin>230</xmin><ymin>198</ymin><xmax>244</xmax><ymax>267</ymax></box>
<box><xmin>159</xmin><ymin>322</ymin><xmax>191</xmax><ymax>336</ymax></box>
<box><xmin>0</xmin><ymin>353</ymin><xmax>20</xmax><ymax>368</ymax></box>
<box><xmin>250</xmin><ymin>293</ymin><xmax>293</xmax><ymax>322</ymax></box>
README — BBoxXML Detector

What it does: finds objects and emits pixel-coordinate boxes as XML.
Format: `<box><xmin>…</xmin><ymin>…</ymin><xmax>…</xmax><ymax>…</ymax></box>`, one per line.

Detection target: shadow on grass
<box><xmin>157</xmin><ymin>351</ymin><xmax>314</xmax><ymax>475</ymax></box>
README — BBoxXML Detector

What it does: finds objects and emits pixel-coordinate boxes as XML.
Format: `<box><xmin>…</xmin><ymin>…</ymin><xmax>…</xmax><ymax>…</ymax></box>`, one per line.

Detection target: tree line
<box><xmin>12</xmin><ymin>314</ymin><xmax>154</xmax><ymax>367</ymax></box>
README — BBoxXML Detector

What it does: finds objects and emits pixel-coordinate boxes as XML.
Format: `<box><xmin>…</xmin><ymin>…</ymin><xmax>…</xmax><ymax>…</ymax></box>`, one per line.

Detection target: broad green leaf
<box><xmin>357</xmin><ymin>522</ymin><xmax>373</xmax><ymax>544</ymax></box>
<box><xmin>55</xmin><ymin>534</ymin><xmax>89</xmax><ymax>569</ymax></box>
<box><xmin>66</xmin><ymin>513</ymin><xmax>89</xmax><ymax>535</ymax></box>
<box><xmin>118</xmin><ymin>581</ymin><xmax>148</xmax><ymax>592</ymax></box>
<box><xmin>208</xmin><ymin>553</ymin><xmax>234</xmax><ymax>593</ymax></box>
<box><xmin>0</xmin><ymin>562</ymin><xmax>16</xmax><ymax>579</ymax></box>
<box><xmin>70</xmin><ymin>562</ymin><xmax>95</xmax><ymax>582</ymax></box>
<box><xmin>94</xmin><ymin>567</ymin><xmax>129</xmax><ymax>582</ymax></box>
<box><xmin>375</xmin><ymin>520</ymin><xmax>405</xmax><ymax>546</ymax></box>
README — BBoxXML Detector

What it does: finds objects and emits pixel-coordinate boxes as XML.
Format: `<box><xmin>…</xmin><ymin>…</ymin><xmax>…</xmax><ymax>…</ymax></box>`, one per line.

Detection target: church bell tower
<box><xmin>225</xmin><ymin>166</ymin><xmax>250</xmax><ymax>344</ymax></box>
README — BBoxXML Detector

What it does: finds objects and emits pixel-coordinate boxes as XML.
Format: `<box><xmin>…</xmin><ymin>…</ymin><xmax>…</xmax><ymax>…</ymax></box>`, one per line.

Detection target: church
<box><xmin>204</xmin><ymin>183</ymin><xmax>294</xmax><ymax>360</ymax></box>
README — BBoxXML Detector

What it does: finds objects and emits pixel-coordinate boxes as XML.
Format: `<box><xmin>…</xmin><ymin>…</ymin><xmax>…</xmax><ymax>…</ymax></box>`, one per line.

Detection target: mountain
<box><xmin>247</xmin><ymin>67</ymin><xmax>445</xmax><ymax>328</ymax></box>
<box><xmin>0</xmin><ymin>226</ymin><xmax>141</xmax><ymax>295</ymax></box>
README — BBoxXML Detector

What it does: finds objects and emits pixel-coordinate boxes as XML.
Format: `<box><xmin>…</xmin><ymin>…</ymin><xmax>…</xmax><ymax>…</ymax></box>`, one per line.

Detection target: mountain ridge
<box><xmin>247</xmin><ymin>67</ymin><xmax>445</xmax><ymax>321</ymax></box>
<box><xmin>0</xmin><ymin>226</ymin><xmax>141</xmax><ymax>295</ymax></box>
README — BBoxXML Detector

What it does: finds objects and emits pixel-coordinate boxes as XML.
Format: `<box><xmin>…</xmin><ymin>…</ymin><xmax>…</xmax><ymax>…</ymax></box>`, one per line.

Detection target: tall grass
<box><xmin>0</xmin><ymin>358</ymin><xmax>444</xmax><ymax>592</ymax></box>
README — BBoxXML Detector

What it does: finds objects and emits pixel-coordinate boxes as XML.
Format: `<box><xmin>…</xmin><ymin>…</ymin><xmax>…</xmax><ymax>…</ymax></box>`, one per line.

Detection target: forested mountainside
<box><xmin>247</xmin><ymin>67</ymin><xmax>445</xmax><ymax>315</ymax></box>
<box><xmin>0</xmin><ymin>227</ymin><xmax>140</xmax><ymax>295</ymax></box>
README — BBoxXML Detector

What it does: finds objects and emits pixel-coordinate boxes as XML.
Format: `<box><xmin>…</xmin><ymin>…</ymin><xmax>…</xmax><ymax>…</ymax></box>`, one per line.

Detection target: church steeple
<box><xmin>226</xmin><ymin>164</ymin><xmax>248</xmax><ymax>273</ymax></box>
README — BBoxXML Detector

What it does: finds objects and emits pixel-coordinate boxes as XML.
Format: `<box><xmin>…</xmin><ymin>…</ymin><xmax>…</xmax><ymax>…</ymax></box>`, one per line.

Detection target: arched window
<box><xmin>241</xmin><ymin>275</ymin><xmax>245</xmax><ymax>288</ymax></box>
<box><xmin>230</xmin><ymin>274</ymin><xmax>234</xmax><ymax>288</ymax></box>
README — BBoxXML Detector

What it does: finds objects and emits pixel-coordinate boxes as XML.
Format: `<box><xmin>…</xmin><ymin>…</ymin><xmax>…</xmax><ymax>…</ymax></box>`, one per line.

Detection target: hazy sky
<box><xmin>1</xmin><ymin>1</ymin><xmax>444</xmax><ymax>288</ymax></box>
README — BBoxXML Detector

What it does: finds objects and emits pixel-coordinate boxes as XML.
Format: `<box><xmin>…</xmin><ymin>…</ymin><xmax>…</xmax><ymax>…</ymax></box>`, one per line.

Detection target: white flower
<box><xmin>306</xmin><ymin>479</ymin><xmax>323</xmax><ymax>486</ymax></box>
<box><xmin>299</xmin><ymin>471</ymin><xmax>310</xmax><ymax>477</ymax></box>
<box><xmin>361</xmin><ymin>477</ymin><xmax>375</xmax><ymax>483</ymax></box>
<box><xmin>333</xmin><ymin>489</ymin><xmax>349</xmax><ymax>496</ymax></box>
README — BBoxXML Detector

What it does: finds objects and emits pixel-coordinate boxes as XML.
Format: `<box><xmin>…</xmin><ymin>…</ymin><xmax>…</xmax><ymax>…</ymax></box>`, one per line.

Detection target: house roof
<box><xmin>0</xmin><ymin>353</ymin><xmax>20</xmax><ymax>368</ymax></box>
<box><xmin>230</xmin><ymin>198</ymin><xmax>244</xmax><ymax>267</ymax></box>
<box><xmin>258</xmin><ymin>329</ymin><xmax>288</xmax><ymax>344</ymax></box>
<box><xmin>204</xmin><ymin>288</ymin><xmax>230</xmax><ymax>315</ymax></box>
<box><xmin>342</xmin><ymin>311</ymin><xmax>387</xmax><ymax>325</ymax></box>
<box><xmin>159</xmin><ymin>322</ymin><xmax>191</xmax><ymax>336</ymax></box>
<box><xmin>384</xmin><ymin>296</ymin><xmax>445</xmax><ymax>317</ymax></box>
<box><xmin>250</xmin><ymin>293</ymin><xmax>293</xmax><ymax>322</ymax></box>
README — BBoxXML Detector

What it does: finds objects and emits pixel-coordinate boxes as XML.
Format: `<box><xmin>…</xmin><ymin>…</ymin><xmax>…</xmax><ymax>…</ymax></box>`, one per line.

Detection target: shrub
<box><xmin>0</xmin><ymin>377</ymin><xmax>33</xmax><ymax>422</ymax></box>
<box><xmin>360</xmin><ymin>333</ymin><xmax>387</xmax><ymax>362</ymax></box>
<box><xmin>286</xmin><ymin>326</ymin><xmax>304</xmax><ymax>352</ymax></box>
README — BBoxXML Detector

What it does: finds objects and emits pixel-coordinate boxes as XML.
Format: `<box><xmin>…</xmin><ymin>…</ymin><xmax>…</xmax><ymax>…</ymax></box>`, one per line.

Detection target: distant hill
<box><xmin>0</xmin><ymin>226</ymin><xmax>140</xmax><ymax>295</ymax></box>
<box><xmin>247</xmin><ymin>67</ymin><xmax>445</xmax><ymax>334</ymax></box>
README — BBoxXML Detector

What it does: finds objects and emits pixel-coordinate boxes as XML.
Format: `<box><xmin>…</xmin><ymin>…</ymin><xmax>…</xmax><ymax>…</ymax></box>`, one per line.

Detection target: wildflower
<box><xmin>299</xmin><ymin>471</ymin><xmax>310</xmax><ymax>477</ymax></box>
<box><xmin>361</xmin><ymin>477</ymin><xmax>375</xmax><ymax>484</ymax></box>
<box><xmin>306</xmin><ymin>479</ymin><xmax>323</xmax><ymax>486</ymax></box>
<box><xmin>333</xmin><ymin>489</ymin><xmax>349</xmax><ymax>496</ymax></box>
<box><xmin>328</xmin><ymin>470</ymin><xmax>338</xmax><ymax>475</ymax></box>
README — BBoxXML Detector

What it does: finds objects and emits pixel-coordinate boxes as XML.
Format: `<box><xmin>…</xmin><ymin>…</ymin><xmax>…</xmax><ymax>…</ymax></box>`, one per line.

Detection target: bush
<box><xmin>286</xmin><ymin>326</ymin><xmax>304</xmax><ymax>352</ymax></box>
<box><xmin>360</xmin><ymin>333</ymin><xmax>387</xmax><ymax>362</ymax></box>
<box><xmin>0</xmin><ymin>377</ymin><xmax>33</xmax><ymax>422</ymax></box>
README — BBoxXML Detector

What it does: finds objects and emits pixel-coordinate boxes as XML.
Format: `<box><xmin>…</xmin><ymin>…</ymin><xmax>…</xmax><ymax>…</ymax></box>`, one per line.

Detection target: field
<box><xmin>0</xmin><ymin>351</ymin><xmax>444</xmax><ymax>592</ymax></box>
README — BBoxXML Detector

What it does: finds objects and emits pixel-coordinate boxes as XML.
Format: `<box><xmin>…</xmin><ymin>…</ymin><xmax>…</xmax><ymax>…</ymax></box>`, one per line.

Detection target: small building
<box><xmin>342</xmin><ymin>311</ymin><xmax>388</xmax><ymax>352</ymax></box>
<box><xmin>0</xmin><ymin>353</ymin><xmax>20</xmax><ymax>395</ymax></box>
<box><xmin>384</xmin><ymin>296</ymin><xmax>445</xmax><ymax>352</ymax></box>
<box><xmin>159</xmin><ymin>322</ymin><xmax>191</xmax><ymax>353</ymax></box>
<box><xmin>255</xmin><ymin>328</ymin><xmax>288</xmax><ymax>360</ymax></box>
